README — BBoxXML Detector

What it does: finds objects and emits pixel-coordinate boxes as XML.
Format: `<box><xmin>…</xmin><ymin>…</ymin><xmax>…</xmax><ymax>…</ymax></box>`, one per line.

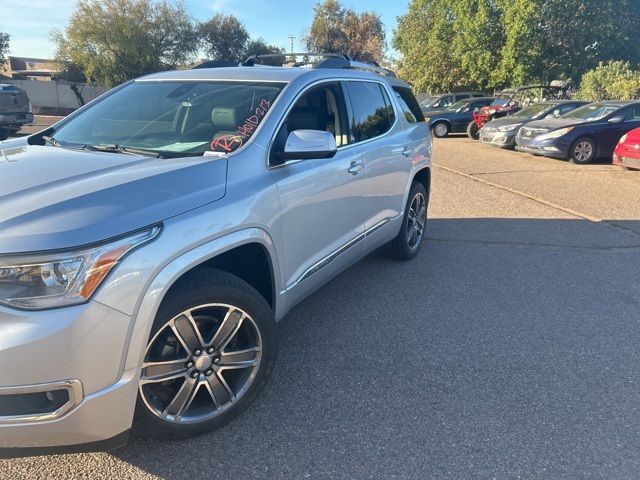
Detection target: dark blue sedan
<box><xmin>425</xmin><ymin>97</ymin><xmax>494</xmax><ymax>137</ymax></box>
<box><xmin>515</xmin><ymin>101</ymin><xmax>640</xmax><ymax>163</ymax></box>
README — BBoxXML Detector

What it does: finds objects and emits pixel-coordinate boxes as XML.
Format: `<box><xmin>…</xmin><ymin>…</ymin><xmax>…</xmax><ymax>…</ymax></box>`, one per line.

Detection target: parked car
<box><xmin>0</xmin><ymin>56</ymin><xmax>431</xmax><ymax>456</ymax></box>
<box><xmin>480</xmin><ymin>100</ymin><xmax>588</xmax><ymax>148</ymax></box>
<box><xmin>467</xmin><ymin>83</ymin><xmax>571</xmax><ymax>140</ymax></box>
<box><xmin>421</xmin><ymin>91</ymin><xmax>485</xmax><ymax>113</ymax></box>
<box><xmin>425</xmin><ymin>97</ymin><xmax>494</xmax><ymax>137</ymax></box>
<box><xmin>515</xmin><ymin>101</ymin><xmax>640</xmax><ymax>164</ymax></box>
<box><xmin>613</xmin><ymin>127</ymin><xmax>640</xmax><ymax>169</ymax></box>
<box><xmin>0</xmin><ymin>83</ymin><xmax>33</xmax><ymax>140</ymax></box>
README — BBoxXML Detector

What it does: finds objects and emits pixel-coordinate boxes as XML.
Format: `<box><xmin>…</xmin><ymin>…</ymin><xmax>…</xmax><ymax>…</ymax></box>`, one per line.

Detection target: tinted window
<box><xmin>347</xmin><ymin>82</ymin><xmax>395</xmax><ymax>142</ymax></box>
<box><xmin>621</xmin><ymin>105</ymin><xmax>640</xmax><ymax>121</ymax></box>
<box><xmin>456</xmin><ymin>94</ymin><xmax>470</xmax><ymax>101</ymax></box>
<box><xmin>393</xmin><ymin>86</ymin><xmax>425</xmax><ymax>123</ymax></box>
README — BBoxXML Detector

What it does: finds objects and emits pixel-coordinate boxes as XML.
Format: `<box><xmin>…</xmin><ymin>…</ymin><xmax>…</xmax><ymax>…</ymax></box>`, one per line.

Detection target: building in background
<box><xmin>1</xmin><ymin>56</ymin><xmax>59</xmax><ymax>81</ymax></box>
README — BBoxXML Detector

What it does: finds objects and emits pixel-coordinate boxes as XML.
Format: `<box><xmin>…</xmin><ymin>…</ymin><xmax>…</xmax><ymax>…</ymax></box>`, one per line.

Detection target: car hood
<box><xmin>0</xmin><ymin>145</ymin><xmax>227</xmax><ymax>254</ymax></box>
<box><xmin>484</xmin><ymin>116</ymin><xmax>531</xmax><ymax>129</ymax></box>
<box><xmin>525</xmin><ymin>117</ymin><xmax>586</xmax><ymax>130</ymax></box>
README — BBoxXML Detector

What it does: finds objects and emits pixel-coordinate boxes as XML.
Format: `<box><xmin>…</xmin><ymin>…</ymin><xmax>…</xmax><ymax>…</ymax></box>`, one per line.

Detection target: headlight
<box><xmin>0</xmin><ymin>226</ymin><xmax>160</xmax><ymax>309</ymax></box>
<box><xmin>424</xmin><ymin>117</ymin><xmax>430</xmax><ymax>122</ymax></box>
<box><xmin>498</xmin><ymin>123</ymin><xmax>522</xmax><ymax>132</ymax></box>
<box><xmin>536</xmin><ymin>127</ymin><xmax>574</xmax><ymax>141</ymax></box>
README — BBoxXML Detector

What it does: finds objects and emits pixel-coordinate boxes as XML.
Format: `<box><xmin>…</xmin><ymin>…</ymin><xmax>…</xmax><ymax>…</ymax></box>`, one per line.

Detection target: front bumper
<box><xmin>0</xmin><ymin>300</ymin><xmax>138</xmax><ymax>453</ymax></box>
<box><xmin>480</xmin><ymin>129</ymin><xmax>517</xmax><ymax>148</ymax></box>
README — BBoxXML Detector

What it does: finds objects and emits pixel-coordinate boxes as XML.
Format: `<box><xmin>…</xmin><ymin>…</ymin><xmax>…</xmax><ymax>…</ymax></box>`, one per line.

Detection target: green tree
<box><xmin>52</xmin><ymin>0</ymin><xmax>197</xmax><ymax>87</ymax></box>
<box><xmin>541</xmin><ymin>0</ymin><xmax>640</xmax><ymax>81</ymax></box>
<box><xmin>199</xmin><ymin>14</ymin><xmax>249</xmax><ymax>62</ymax></box>
<box><xmin>394</xmin><ymin>0</ymin><xmax>463</xmax><ymax>93</ymax></box>
<box><xmin>578</xmin><ymin>61</ymin><xmax>640</xmax><ymax>101</ymax></box>
<box><xmin>492</xmin><ymin>0</ymin><xmax>544</xmax><ymax>87</ymax></box>
<box><xmin>451</xmin><ymin>0</ymin><xmax>503</xmax><ymax>91</ymax></box>
<box><xmin>305</xmin><ymin>0</ymin><xmax>386</xmax><ymax>64</ymax></box>
<box><xmin>0</xmin><ymin>32</ymin><xmax>9</xmax><ymax>64</ymax></box>
<box><xmin>244</xmin><ymin>38</ymin><xmax>284</xmax><ymax>57</ymax></box>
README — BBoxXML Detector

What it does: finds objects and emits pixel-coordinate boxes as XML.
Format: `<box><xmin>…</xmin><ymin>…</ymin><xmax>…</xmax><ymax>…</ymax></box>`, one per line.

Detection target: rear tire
<box><xmin>570</xmin><ymin>137</ymin><xmax>596</xmax><ymax>164</ymax></box>
<box><xmin>134</xmin><ymin>268</ymin><xmax>277</xmax><ymax>440</ymax></box>
<box><xmin>432</xmin><ymin>121</ymin><xmax>450</xmax><ymax>138</ymax></box>
<box><xmin>466</xmin><ymin>121</ymin><xmax>480</xmax><ymax>140</ymax></box>
<box><xmin>386</xmin><ymin>181</ymin><xmax>428</xmax><ymax>260</ymax></box>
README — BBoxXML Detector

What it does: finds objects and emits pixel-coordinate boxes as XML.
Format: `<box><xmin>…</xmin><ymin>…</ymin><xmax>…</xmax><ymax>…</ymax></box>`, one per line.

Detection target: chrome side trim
<box><xmin>0</xmin><ymin>379</ymin><xmax>83</xmax><ymax>425</ymax></box>
<box><xmin>286</xmin><ymin>218</ymin><xmax>393</xmax><ymax>291</ymax></box>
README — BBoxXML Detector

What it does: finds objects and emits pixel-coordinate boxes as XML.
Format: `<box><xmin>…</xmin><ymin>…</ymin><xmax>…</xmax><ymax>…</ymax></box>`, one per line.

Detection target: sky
<box><xmin>0</xmin><ymin>0</ymin><xmax>408</xmax><ymax>59</ymax></box>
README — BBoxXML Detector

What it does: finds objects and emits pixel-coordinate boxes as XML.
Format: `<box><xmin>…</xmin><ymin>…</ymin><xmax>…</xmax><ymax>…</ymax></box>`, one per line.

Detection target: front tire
<box><xmin>466</xmin><ymin>121</ymin><xmax>480</xmax><ymax>140</ymax></box>
<box><xmin>432</xmin><ymin>121</ymin><xmax>450</xmax><ymax>138</ymax></box>
<box><xmin>386</xmin><ymin>181</ymin><xmax>428</xmax><ymax>260</ymax></box>
<box><xmin>570</xmin><ymin>137</ymin><xmax>596</xmax><ymax>164</ymax></box>
<box><xmin>134</xmin><ymin>269</ymin><xmax>277</xmax><ymax>440</ymax></box>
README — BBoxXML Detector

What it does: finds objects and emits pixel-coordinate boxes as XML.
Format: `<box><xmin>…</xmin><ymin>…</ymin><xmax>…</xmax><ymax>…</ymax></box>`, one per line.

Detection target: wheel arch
<box><xmin>123</xmin><ymin>228</ymin><xmax>282</xmax><ymax>372</ymax></box>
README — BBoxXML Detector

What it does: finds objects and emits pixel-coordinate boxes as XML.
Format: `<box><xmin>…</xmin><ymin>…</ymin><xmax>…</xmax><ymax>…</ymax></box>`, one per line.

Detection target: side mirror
<box><xmin>278</xmin><ymin>130</ymin><xmax>337</xmax><ymax>161</ymax></box>
<box><xmin>608</xmin><ymin>116</ymin><xmax>624</xmax><ymax>124</ymax></box>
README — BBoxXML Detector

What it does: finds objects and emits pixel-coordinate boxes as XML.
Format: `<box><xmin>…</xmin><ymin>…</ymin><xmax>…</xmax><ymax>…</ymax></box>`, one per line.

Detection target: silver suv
<box><xmin>0</xmin><ymin>57</ymin><xmax>431</xmax><ymax>457</ymax></box>
<box><xmin>0</xmin><ymin>83</ymin><xmax>33</xmax><ymax>140</ymax></box>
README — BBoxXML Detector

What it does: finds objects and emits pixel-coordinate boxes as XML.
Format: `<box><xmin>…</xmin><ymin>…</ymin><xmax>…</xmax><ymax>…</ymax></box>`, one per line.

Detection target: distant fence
<box><xmin>5</xmin><ymin>79</ymin><xmax>109</xmax><ymax>115</ymax></box>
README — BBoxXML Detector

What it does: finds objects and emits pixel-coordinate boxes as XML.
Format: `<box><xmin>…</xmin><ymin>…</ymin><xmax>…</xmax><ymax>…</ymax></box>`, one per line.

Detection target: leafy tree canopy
<box><xmin>305</xmin><ymin>0</ymin><xmax>386</xmax><ymax>64</ymax></box>
<box><xmin>0</xmin><ymin>33</ymin><xmax>9</xmax><ymax>64</ymax></box>
<box><xmin>199</xmin><ymin>13</ymin><xmax>249</xmax><ymax>62</ymax></box>
<box><xmin>52</xmin><ymin>0</ymin><xmax>197</xmax><ymax>87</ymax></box>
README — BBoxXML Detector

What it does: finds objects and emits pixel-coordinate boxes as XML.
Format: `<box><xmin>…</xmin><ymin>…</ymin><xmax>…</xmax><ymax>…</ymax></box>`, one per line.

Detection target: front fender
<box><xmin>112</xmin><ymin>227</ymin><xmax>282</xmax><ymax>372</ymax></box>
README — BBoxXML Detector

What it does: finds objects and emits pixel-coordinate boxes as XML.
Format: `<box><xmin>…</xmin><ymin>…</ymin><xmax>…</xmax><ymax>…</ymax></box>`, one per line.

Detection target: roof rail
<box><xmin>195</xmin><ymin>53</ymin><xmax>397</xmax><ymax>78</ymax></box>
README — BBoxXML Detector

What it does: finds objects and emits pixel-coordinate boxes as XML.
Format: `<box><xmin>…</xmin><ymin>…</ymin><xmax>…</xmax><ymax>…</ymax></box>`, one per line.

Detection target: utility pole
<box><xmin>288</xmin><ymin>35</ymin><xmax>296</xmax><ymax>54</ymax></box>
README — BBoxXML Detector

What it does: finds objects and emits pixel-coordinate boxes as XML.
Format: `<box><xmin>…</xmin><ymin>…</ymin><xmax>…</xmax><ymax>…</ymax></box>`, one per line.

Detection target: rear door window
<box><xmin>346</xmin><ymin>82</ymin><xmax>395</xmax><ymax>142</ymax></box>
<box><xmin>393</xmin><ymin>86</ymin><xmax>425</xmax><ymax>123</ymax></box>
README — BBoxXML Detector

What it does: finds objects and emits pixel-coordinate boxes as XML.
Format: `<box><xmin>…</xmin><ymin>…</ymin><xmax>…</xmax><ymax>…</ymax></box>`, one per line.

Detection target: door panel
<box><xmin>270</xmin><ymin>82</ymin><xmax>366</xmax><ymax>297</ymax></box>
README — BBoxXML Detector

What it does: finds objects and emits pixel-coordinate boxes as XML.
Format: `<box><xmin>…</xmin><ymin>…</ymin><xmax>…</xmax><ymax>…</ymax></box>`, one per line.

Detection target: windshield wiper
<box><xmin>83</xmin><ymin>144</ymin><xmax>164</xmax><ymax>158</ymax></box>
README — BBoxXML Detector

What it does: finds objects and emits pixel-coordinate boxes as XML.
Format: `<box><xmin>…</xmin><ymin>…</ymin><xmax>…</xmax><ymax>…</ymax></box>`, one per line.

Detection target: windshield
<box><xmin>50</xmin><ymin>81</ymin><xmax>286</xmax><ymax>156</ymax></box>
<box><xmin>512</xmin><ymin>103</ymin><xmax>552</xmax><ymax>119</ymax></box>
<box><xmin>562</xmin><ymin>103</ymin><xmax>619</xmax><ymax>121</ymax></box>
<box><xmin>421</xmin><ymin>96</ymin><xmax>439</xmax><ymax>107</ymax></box>
<box><xmin>446</xmin><ymin>99</ymin><xmax>470</xmax><ymax>111</ymax></box>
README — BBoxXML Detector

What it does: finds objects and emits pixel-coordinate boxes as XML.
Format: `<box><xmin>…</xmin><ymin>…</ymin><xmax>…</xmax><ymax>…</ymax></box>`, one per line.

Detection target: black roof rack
<box><xmin>194</xmin><ymin>53</ymin><xmax>397</xmax><ymax>79</ymax></box>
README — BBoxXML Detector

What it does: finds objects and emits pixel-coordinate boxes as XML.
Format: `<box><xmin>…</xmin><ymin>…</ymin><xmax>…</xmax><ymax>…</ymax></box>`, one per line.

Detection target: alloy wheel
<box><xmin>407</xmin><ymin>192</ymin><xmax>426</xmax><ymax>249</ymax></box>
<box><xmin>140</xmin><ymin>303</ymin><xmax>262</xmax><ymax>424</ymax></box>
<box><xmin>574</xmin><ymin>141</ymin><xmax>593</xmax><ymax>163</ymax></box>
<box><xmin>434</xmin><ymin>123</ymin><xmax>448</xmax><ymax>137</ymax></box>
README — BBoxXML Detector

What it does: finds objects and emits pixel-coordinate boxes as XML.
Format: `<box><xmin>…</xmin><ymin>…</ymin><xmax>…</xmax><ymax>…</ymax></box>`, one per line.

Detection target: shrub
<box><xmin>577</xmin><ymin>61</ymin><xmax>640</xmax><ymax>101</ymax></box>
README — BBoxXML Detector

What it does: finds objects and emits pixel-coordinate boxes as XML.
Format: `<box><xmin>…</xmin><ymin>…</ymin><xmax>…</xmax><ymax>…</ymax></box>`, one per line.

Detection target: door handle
<box><xmin>402</xmin><ymin>146</ymin><xmax>412</xmax><ymax>157</ymax></box>
<box><xmin>348</xmin><ymin>160</ymin><xmax>364</xmax><ymax>175</ymax></box>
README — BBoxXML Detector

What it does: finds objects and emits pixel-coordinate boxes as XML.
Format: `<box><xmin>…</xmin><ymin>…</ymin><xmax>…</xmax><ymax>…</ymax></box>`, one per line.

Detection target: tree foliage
<box><xmin>244</xmin><ymin>38</ymin><xmax>284</xmax><ymax>57</ymax></box>
<box><xmin>577</xmin><ymin>61</ymin><xmax>640</xmax><ymax>101</ymax></box>
<box><xmin>305</xmin><ymin>0</ymin><xmax>386</xmax><ymax>64</ymax></box>
<box><xmin>52</xmin><ymin>0</ymin><xmax>197</xmax><ymax>87</ymax></box>
<box><xmin>394</xmin><ymin>0</ymin><xmax>640</xmax><ymax>93</ymax></box>
<box><xmin>199</xmin><ymin>13</ymin><xmax>249</xmax><ymax>62</ymax></box>
<box><xmin>0</xmin><ymin>32</ymin><xmax>9</xmax><ymax>64</ymax></box>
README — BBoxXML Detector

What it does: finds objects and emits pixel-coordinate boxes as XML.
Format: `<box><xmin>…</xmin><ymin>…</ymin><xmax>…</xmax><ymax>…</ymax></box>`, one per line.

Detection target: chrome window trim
<box><xmin>0</xmin><ymin>379</ymin><xmax>83</xmax><ymax>425</ymax></box>
<box><xmin>267</xmin><ymin>77</ymin><xmax>401</xmax><ymax>169</ymax></box>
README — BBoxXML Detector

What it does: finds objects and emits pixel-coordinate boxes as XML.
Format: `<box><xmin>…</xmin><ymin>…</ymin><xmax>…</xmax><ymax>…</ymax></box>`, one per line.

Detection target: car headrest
<box><xmin>287</xmin><ymin>107</ymin><xmax>326</xmax><ymax>132</ymax></box>
<box><xmin>211</xmin><ymin>107</ymin><xmax>237</xmax><ymax>129</ymax></box>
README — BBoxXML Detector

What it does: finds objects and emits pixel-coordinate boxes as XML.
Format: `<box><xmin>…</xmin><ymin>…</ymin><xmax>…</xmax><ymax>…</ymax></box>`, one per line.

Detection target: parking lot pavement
<box><xmin>2</xmin><ymin>137</ymin><xmax>640</xmax><ymax>479</ymax></box>
<box><xmin>7</xmin><ymin>115</ymin><xmax>62</xmax><ymax>137</ymax></box>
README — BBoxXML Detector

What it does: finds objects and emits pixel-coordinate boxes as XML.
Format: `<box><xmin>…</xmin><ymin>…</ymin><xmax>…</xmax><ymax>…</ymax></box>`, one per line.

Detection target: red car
<box><xmin>613</xmin><ymin>127</ymin><xmax>640</xmax><ymax>169</ymax></box>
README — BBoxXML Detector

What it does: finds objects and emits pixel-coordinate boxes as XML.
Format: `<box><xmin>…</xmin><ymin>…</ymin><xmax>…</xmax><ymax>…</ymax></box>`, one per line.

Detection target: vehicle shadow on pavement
<box><xmin>4</xmin><ymin>218</ymin><xmax>639</xmax><ymax>479</ymax></box>
<box><xmin>110</xmin><ymin>218</ymin><xmax>640</xmax><ymax>479</ymax></box>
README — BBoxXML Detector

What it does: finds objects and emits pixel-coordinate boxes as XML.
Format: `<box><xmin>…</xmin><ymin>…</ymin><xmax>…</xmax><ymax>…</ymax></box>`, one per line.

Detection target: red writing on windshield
<box><xmin>236</xmin><ymin>99</ymin><xmax>271</xmax><ymax>136</ymax></box>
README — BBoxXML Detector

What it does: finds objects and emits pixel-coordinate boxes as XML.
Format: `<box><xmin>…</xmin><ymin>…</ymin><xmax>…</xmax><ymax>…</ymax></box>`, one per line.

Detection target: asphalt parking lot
<box><xmin>2</xmin><ymin>134</ymin><xmax>640</xmax><ymax>479</ymax></box>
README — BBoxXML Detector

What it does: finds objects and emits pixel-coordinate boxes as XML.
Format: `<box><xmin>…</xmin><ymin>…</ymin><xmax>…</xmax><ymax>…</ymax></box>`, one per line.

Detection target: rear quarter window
<box><xmin>393</xmin><ymin>86</ymin><xmax>425</xmax><ymax>123</ymax></box>
<box><xmin>346</xmin><ymin>81</ymin><xmax>395</xmax><ymax>142</ymax></box>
